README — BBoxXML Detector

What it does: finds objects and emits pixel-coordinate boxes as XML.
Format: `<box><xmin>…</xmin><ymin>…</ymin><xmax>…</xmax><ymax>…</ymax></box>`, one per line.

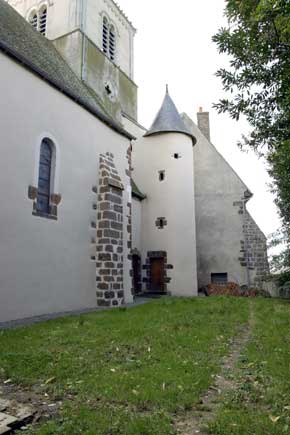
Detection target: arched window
<box><xmin>39</xmin><ymin>7</ymin><xmax>47</xmax><ymax>35</ymax></box>
<box><xmin>28</xmin><ymin>11</ymin><xmax>38</xmax><ymax>30</ymax></box>
<box><xmin>109</xmin><ymin>25</ymin><xmax>116</xmax><ymax>61</ymax></box>
<box><xmin>102</xmin><ymin>17</ymin><xmax>109</xmax><ymax>54</ymax></box>
<box><xmin>102</xmin><ymin>16</ymin><xmax>117</xmax><ymax>62</ymax></box>
<box><xmin>36</xmin><ymin>139</ymin><xmax>53</xmax><ymax>214</ymax></box>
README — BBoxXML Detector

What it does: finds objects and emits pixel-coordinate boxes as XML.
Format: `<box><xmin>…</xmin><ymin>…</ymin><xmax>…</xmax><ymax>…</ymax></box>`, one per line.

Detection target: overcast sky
<box><xmin>117</xmin><ymin>0</ymin><xmax>280</xmax><ymax>239</ymax></box>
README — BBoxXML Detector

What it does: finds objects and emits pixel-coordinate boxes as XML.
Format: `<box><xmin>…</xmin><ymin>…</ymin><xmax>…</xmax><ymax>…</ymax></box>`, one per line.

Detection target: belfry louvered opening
<box><xmin>109</xmin><ymin>26</ymin><xmax>116</xmax><ymax>61</ymax></box>
<box><xmin>27</xmin><ymin>5</ymin><xmax>48</xmax><ymax>35</ymax></box>
<box><xmin>102</xmin><ymin>16</ymin><xmax>117</xmax><ymax>62</ymax></box>
<box><xmin>29</xmin><ymin>11</ymin><xmax>37</xmax><ymax>30</ymax></box>
<box><xmin>103</xmin><ymin>17</ymin><xmax>109</xmax><ymax>53</ymax></box>
<box><xmin>39</xmin><ymin>7</ymin><xmax>47</xmax><ymax>35</ymax></box>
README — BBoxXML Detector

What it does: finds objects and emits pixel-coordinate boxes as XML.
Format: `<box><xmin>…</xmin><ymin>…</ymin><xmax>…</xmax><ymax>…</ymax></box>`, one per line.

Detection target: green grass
<box><xmin>208</xmin><ymin>298</ymin><xmax>290</xmax><ymax>435</ymax></box>
<box><xmin>0</xmin><ymin>297</ymin><xmax>249</xmax><ymax>434</ymax></box>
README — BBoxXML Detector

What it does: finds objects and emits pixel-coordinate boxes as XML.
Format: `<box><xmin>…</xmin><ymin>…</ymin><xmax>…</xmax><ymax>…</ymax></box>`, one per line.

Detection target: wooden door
<box><xmin>150</xmin><ymin>258</ymin><xmax>165</xmax><ymax>292</ymax></box>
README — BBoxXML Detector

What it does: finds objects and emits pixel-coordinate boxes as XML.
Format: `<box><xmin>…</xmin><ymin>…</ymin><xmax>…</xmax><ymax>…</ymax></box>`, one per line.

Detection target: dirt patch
<box><xmin>0</xmin><ymin>382</ymin><xmax>62</xmax><ymax>433</ymax></box>
<box><xmin>174</xmin><ymin>304</ymin><xmax>254</xmax><ymax>435</ymax></box>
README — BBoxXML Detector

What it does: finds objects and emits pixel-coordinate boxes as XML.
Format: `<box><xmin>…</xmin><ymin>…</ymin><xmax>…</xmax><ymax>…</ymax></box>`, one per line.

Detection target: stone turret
<box><xmin>132</xmin><ymin>87</ymin><xmax>198</xmax><ymax>297</ymax></box>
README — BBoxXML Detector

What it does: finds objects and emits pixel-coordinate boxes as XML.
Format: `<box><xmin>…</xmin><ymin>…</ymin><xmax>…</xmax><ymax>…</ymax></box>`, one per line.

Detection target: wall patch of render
<box><xmin>95</xmin><ymin>152</ymin><xmax>125</xmax><ymax>307</ymax></box>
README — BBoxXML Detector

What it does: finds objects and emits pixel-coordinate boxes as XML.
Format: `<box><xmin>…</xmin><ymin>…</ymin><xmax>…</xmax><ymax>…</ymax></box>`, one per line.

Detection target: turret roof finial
<box><xmin>144</xmin><ymin>86</ymin><xmax>196</xmax><ymax>144</ymax></box>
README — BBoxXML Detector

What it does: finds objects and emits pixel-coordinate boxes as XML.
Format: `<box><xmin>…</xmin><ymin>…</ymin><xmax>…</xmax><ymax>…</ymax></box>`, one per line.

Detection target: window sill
<box><xmin>32</xmin><ymin>211</ymin><xmax>57</xmax><ymax>221</ymax></box>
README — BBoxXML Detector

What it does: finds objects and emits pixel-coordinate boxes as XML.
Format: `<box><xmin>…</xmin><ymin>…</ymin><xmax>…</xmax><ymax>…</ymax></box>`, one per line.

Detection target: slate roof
<box><xmin>0</xmin><ymin>0</ymin><xmax>134</xmax><ymax>140</ymax></box>
<box><xmin>144</xmin><ymin>87</ymin><xmax>196</xmax><ymax>144</ymax></box>
<box><xmin>131</xmin><ymin>179</ymin><xmax>146</xmax><ymax>201</ymax></box>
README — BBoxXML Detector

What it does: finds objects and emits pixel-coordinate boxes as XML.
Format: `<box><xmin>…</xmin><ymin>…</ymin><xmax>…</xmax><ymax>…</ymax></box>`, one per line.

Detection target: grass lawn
<box><xmin>208</xmin><ymin>298</ymin><xmax>290</xmax><ymax>435</ymax></box>
<box><xmin>0</xmin><ymin>297</ymin><xmax>289</xmax><ymax>434</ymax></box>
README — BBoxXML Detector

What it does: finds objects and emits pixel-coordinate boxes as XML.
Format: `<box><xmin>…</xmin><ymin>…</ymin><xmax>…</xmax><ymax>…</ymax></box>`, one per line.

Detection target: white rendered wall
<box><xmin>122</xmin><ymin>115</ymin><xmax>147</xmax><ymax>140</ymax></box>
<box><xmin>132</xmin><ymin>133</ymin><xmax>198</xmax><ymax>297</ymax></box>
<box><xmin>182</xmin><ymin>114</ymin><xmax>249</xmax><ymax>288</ymax></box>
<box><xmin>0</xmin><ymin>52</ymin><xmax>132</xmax><ymax>323</ymax></box>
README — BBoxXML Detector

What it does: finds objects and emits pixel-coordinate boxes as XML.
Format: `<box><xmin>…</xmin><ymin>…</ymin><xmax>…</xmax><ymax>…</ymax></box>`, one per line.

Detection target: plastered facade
<box><xmin>0</xmin><ymin>51</ymin><xmax>132</xmax><ymax>322</ymax></box>
<box><xmin>132</xmin><ymin>133</ymin><xmax>198</xmax><ymax>297</ymax></box>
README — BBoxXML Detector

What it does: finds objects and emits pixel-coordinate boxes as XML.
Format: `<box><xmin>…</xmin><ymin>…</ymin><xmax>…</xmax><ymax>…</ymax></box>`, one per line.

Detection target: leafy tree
<box><xmin>213</xmin><ymin>0</ymin><xmax>290</xmax><ymax>279</ymax></box>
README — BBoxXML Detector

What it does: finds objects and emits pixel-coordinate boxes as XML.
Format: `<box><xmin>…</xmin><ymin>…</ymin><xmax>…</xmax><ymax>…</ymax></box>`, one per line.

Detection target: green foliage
<box><xmin>213</xmin><ymin>0</ymin><xmax>290</xmax><ymax>274</ymax></box>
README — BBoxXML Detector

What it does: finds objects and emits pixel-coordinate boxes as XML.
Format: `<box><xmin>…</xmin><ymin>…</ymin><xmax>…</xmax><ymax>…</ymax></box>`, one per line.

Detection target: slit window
<box><xmin>159</xmin><ymin>170</ymin><xmax>165</xmax><ymax>181</ymax></box>
<box><xmin>36</xmin><ymin>139</ymin><xmax>52</xmax><ymax>215</ymax></box>
<box><xmin>211</xmin><ymin>273</ymin><xmax>228</xmax><ymax>285</ymax></box>
<box><xmin>156</xmin><ymin>217</ymin><xmax>167</xmax><ymax>229</ymax></box>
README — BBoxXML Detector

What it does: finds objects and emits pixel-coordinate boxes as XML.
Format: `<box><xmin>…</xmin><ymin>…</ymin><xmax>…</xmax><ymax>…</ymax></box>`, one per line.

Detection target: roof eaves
<box><xmin>131</xmin><ymin>179</ymin><xmax>146</xmax><ymax>201</ymax></box>
<box><xmin>144</xmin><ymin>129</ymin><xmax>197</xmax><ymax>145</ymax></box>
<box><xmin>0</xmin><ymin>39</ymin><xmax>135</xmax><ymax>141</ymax></box>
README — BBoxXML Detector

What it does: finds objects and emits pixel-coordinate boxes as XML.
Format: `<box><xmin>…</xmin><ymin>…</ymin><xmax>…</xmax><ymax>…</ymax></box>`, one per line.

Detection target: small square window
<box><xmin>173</xmin><ymin>153</ymin><xmax>181</xmax><ymax>159</ymax></box>
<box><xmin>211</xmin><ymin>273</ymin><xmax>228</xmax><ymax>285</ymax></box>
<box><xmin>155</xmin><ymin>217</ymin><xmax>167</xmax><ymax>229</ymax></box>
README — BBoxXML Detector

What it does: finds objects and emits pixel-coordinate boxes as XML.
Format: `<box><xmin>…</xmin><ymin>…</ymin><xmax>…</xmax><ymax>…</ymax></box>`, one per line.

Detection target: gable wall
<box><xmin>183</xmin><ymin>114</ymin><xmax>250</xmax><ymax>288</ymax></box>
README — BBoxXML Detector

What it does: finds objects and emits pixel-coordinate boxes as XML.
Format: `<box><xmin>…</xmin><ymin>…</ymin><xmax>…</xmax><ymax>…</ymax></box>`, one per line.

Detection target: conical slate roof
<box><xmin>144</xmin><ymin>87</ymin><xmax>196</xmax><ymax>144</ymax></box>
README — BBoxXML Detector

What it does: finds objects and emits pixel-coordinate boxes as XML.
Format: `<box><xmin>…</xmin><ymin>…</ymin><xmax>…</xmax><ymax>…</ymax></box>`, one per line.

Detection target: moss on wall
<box><xmin>53</xmin><ymin>30</ymin><xmax>137</xmax><ymax>123</ymax></box>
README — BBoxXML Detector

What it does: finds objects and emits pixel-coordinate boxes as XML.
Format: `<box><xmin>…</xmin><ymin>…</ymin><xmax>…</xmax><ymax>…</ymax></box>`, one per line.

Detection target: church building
<box><xmin>0</xmin><ymin>0</ymin><xmax>269</xmax><ymax>323</ymax></box>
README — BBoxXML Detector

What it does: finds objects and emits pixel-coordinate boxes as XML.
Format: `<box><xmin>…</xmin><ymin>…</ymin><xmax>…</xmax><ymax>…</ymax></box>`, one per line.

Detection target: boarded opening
<box><xmin>211</xmin><ymin>273</ymin><xmax>228</xmax><ymax>285</ymax></box>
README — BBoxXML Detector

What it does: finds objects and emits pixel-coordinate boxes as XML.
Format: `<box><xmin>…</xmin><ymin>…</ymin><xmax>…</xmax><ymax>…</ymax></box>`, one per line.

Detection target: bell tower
<box><xmin>6</xmin><ymin>0</ymin><xmax>138</xmax><ymax>123</ymax></box>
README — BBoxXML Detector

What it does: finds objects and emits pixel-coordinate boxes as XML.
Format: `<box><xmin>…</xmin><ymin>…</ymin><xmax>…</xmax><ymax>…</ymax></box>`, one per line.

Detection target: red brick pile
<box><xmin>202</xmin><ymin>282</ymin><xmax>270</xmax><ymax>298</ymax></box>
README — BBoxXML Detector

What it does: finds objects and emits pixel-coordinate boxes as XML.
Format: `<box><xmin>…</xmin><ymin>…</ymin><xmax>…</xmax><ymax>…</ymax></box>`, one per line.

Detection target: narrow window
<box><xmin>211</xmin><ymin>273</ymin><xmax>228</xmax><ymax>285</ymax></box>
<box><xmin>29</xmin><ymin>12</ymin><xmax>38</xmax><ymax>30</ymax></box>
<box><xmin>109</xmin><ymin>25</ymin><xmax>116</xmax><ymax>61</ymax></box>
<box><xmin>103</xmin><ymin>17</ymin><xmax>109</xmax><ymax>55</ymax></box>
<box><xmin>36</xmin><ymin>139</ymin><xmax>52</xmax><ymax>214</ymax></box>
<box><xmin>173</xmin><ymin>153</ymin><xmax>181</xmax><ymax>159</ymax></box>
<box><xmin>159</xmin><ymin>170</ymin><xmax>165</xmax><ymax>181</ymax></box>
<box><xmin>39</xmin><ymin>7</ymin><xmax>47</xmax><ymax>35</ymax></box>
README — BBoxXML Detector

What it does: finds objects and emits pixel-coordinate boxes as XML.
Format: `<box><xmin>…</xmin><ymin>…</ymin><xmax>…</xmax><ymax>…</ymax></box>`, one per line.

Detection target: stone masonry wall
<box><xmin>243</xmin><ymin>209</ymin><xmax>270</xmax><ymax>286</ymax></box>
<box><xmin>234</xmin><ymin>193</ymin><xmax>269</xmax><ymax>286</ymax></box>
<box><xmin>95</xmin><ymin>152</ymin><xmax>125</xmax><ymax>307</ymax></box>
<box><xmin>126</xmin><ymin>144</ymin><xmax>133</xmax><ymax>295</ymax></box>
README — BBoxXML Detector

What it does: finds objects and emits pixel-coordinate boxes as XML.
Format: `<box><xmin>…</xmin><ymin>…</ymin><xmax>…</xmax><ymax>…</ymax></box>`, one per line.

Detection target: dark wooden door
<box><xmin>132</xmin><ymin>254</ymin><xmax>141</xmax><ymax>294</ymax></box>
<box><xmin>150</xmin><ymin>258</ymin><xmax>165</xmax><ymax>292</ymax></box>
